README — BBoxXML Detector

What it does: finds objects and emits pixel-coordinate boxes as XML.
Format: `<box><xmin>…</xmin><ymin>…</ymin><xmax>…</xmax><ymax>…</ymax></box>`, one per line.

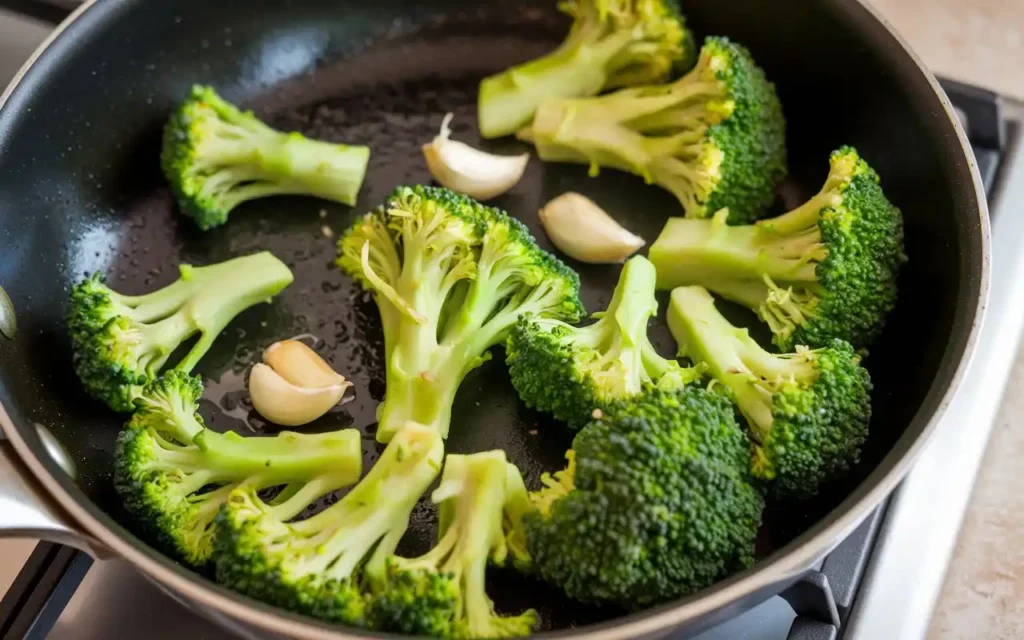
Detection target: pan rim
<box><xmin>0</xmin><ymin>0</ymin><xmax>992</xmax><ymax>637</ymax></box>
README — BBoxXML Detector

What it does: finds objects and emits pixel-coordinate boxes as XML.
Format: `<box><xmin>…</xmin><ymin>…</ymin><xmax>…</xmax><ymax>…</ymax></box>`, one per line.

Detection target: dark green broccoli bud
<box><xmin>68</xmin><ymin>252</ymin><xmax>293</xmax><ymax>412</ymax></box>
<box><xmin>506</xmin><ymin>255</ymin><xmax>701</xmax><ymax>428</ymax></box>
<box><xmin>524</xmin><ymin>384</ymin><xmax>764</xmax><ymax>607</ymax></box>
<box><xmin>650</xmin><ymin>146</ymin><xmax>907</xmax><ymax>350</ymax></box>
<box><xmin>161</xmin><ymin>85</ymin><xmax>371</xmax><ymax>230</ymax></box>
<box><xmin>525</xmin><ymin>36</ymin><xmax>786</xmax><ymax>223</ymax></box>
<box><xmin>667</xmin><ymin>285</ymin><xmax>872</xmax><ymax>497</ymax></box>
<box><xmin>478</xmin><ymin>0</ymin><xmax>695</xmax><ymax>139</ymax></box>
<box><xmin>114</xmin><ymin>371</ymin><xmax>361</xmax><ymax>566</ymax></box>
<box><xmin>369</xmin><ymin>451</ymin><xmax>538</xmax><ymax>638</ymax></box>
<box><xmin>337</xmin><ymin>186</ymin><xmax>583</xmax><ymax>443</ymax></box>
<box><xmin>212</xmin><ymin>423</ymin><xmax>444</xmax><ymax>627</ymax></box>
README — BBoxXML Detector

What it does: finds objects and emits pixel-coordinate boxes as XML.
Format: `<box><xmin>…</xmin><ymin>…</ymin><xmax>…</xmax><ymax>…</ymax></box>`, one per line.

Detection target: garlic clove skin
<box><xmin>249</xmin><ymin>363</ymin><xmax>349</xmax><ymax>427</ymax></box>
<box><xmin>264</xmin><ymin>339</ymin><xmax>347</xmax><ymax>389</ymax></box>
<box><xmin>539</xmin><ymin>192</ymin><xmax>645</xmax><ymax>264</ymax></box>
<box><xmin>423</xmin><ymin>113</ymin><xmax>529</xmax><ymax>201</ymax></box>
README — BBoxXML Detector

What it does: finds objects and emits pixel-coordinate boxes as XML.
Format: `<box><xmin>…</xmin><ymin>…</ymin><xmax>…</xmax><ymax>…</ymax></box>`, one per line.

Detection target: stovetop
<box><xmin>0</xmin><ymin>4</ymin><xmax>1021</xmax><ymax>640</ymax></box>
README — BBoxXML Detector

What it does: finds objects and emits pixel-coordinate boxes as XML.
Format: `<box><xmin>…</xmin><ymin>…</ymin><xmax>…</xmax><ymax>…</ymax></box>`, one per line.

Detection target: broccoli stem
<box><xmin>191</xmin><ymin>429</ymin><xmax>362</xmax><ymax>485</ymax></box>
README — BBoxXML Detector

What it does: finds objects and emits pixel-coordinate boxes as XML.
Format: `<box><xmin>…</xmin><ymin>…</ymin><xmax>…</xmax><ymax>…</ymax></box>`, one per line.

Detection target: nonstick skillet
<box><xmin>0</xmin><ymin>0</ymin><xmax>989</xmax><ymax>638</ymax></box>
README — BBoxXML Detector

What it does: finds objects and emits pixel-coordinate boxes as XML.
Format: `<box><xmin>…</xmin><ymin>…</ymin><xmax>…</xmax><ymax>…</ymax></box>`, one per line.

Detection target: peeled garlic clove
<box><xmin>264</xmin><ymin>339</ymin><xmax>347</xmax><ymax>389</ymax></box>
<box><xmin>423</xmin><ymin>113</ymin><xmax>529</xmax><ymax>201</ymax></box>
<box><xmin>249</xmin><ymin>363</ymin><xmax>349</xmax><ymax>427</ymax></box>
<box><xmin>539</xmin><ymin>192</ymin><xmax>645</xmax><ymax>264</ymax></box>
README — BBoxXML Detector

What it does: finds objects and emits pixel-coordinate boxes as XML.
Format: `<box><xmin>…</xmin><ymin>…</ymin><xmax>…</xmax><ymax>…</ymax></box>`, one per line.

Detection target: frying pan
<box><xmin>0</xmin><ymin>0</ymin><xmax>990</xmax><ymax>637</ymax></box>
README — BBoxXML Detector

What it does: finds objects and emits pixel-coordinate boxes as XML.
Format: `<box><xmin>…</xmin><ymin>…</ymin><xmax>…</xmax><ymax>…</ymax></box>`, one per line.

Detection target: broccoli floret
<box><xmin>506</xmin><ymin>255</ymin><xmax>701</xmax><ymax>428</ymax></box>
<box><xmin>68</xmin><ymin>252</ymin><xmax>293</xmax><ymax>412</ymax></box>
<box><xmin>478</xmin><ymin>0</ymin><xmax>694</xmax><ymax>139</ymax></box>
<box><xmin>369</xmin><ymin>451</ymin><xmax>538</xmax><ymax>638</ymax></box>
<box><xmin>337</xmin><ymin>186</ymin><xmax>583</xmax><ymax>443</ymax></box>
<box><xmin>114</xmin><ymin>371</ymin><xmax>361</xmax><ymax>566</ymax></box>
<box><xmin>650</xmin><ymin>146</ymin><xmax>907</xmax><ymax>350</ymax></box>
<box><xmin>212</xmin><ymin>423</ymin><xmax>444</xmax><ymax>628</ymax></box>
<box><xmin>667</xmin><ymin>285</ymin><xmax>872</xmax><ymax>497</ymax></box>
<box><xmin>524</xmin><ymin>385</ymin><xmax>764</xmax><ymax>607</ymax></box>
<box><xmin>162</xmin><ymin>85</ymin><xmax>371</xmax><ymax>230</ymax></box>
<box><xmin>525</xmin><ymin>36</ymin><xmax>786</xmax><ymax>223</ymax></box>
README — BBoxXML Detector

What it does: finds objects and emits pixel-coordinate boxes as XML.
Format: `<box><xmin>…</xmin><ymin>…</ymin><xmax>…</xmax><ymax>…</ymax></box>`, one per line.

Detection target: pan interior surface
<box><xmin>0</xmin><ymin>0</ymin><xmax>983</xmax><ymax>635</ymax></box>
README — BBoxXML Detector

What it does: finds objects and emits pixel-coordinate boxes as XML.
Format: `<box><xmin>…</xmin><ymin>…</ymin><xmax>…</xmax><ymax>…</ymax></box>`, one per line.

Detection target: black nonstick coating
<box><xmin>0</xmin><ymin>0</ymin><xmax>984</xmax><ymax>635</ymax></box>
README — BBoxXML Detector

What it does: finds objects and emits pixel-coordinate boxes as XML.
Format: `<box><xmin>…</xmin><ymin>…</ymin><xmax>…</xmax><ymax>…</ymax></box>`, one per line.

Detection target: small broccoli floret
<box><xmin>650</xmin><ymin>146</ymin><xmax>907</xmax><ymax>350</ymax></box>
<box><xmin>525</xmin><ymin>36</ymin><xmax>786</xmax><ymax>223</ymax></box>
<box><xmin>667</xmin><ymin>285</ymin><xmax>872</xmax><ymax>497</ymax></box>
<box><xmin>524</xmin><ymin>385</ymin><xmax>764</xmax><ymax>607</ymax></box>
<box><xmin>369</xmin><ymin>451</ymin><xmax>539</xmax><ymax>638</ymax></box>
<box><xmin>337</xmin><ymin>186</ymin><xmax>583</xmax><ymax>443</ymax></box>
<box><xmin>68</xmin><ymin>252</ymin><xmax>293</xmax><ymax>411</ymax></box>
<box><xmin>162</xmin><ymin>85</ymin><xmax>371</xmax><ymax>230</ymax></box>
<box><xmin>114</xmin><ymin>371</ymin><xmax>361</xmax><ymax>566</ymax></box>
<box><xmin>478</xmin><ymin>0</ymin><xmax>695</xmax><ymax>139</ymax></box>
<box><xmin>212</xmin><ymin>423</ymin><xmax>444</xmax><ymax>627</ymax></box>
<box><xmin>506</xmin><ymin>255</ymin><xmax>701</xmax><ymax>428</ymax></box>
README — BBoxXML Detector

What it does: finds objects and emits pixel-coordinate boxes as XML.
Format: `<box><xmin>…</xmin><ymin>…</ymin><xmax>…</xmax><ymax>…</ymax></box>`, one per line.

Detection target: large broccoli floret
<box><xmin>524</xmin><ymin>385</ymin><xmax>764</xmax><ymax>607</ymax></box>
<box><xmin>114</xmin><ymin>371</ymin><xmax>362</xmax><ymax>567</ymax></box>
<box><xmin>337</xmin><ymin>186</ymin><xmax>583</xmax><ymax>443</ymax></box>
<box><xmin>667</xmin><ymin>285</ymin><xmax>872</xmax><ymax>497</ymax></box>
<box><xmin>369</xmin><ymin>451</ymin><xmax>538</xmax><ymax>638</ymax></box>
<box><xmin>477</xmin><ymin>0</ymin><xmax>695</xmax><ymax>139</ymax></box>
<box><xmin>506</xmin><ymin>255</ymin><xmax>700</xmax><ymax>428</ymax></box>
<box><xmin>68</xmin><ymin>252</ymin><xmax>293</xmax><ymax>412</ymax></box>
<box><xmin>650</xmin><ymin>146</ymin><xmax>907</xmax><ymax>350</ymax></box>
<box><xmin>162</xmin><ymin>85</ymin><xmax>371</xmax><ymax>230</ymax></box>
<box><xmin>525</xmin><ymin>36</ymin><xmax>786</xmax><ymax>223</ymax></box>
<box><xmin>212</xmin><ymin>423</ymin><xmax>444</xmax><ymax>628</ymax></box>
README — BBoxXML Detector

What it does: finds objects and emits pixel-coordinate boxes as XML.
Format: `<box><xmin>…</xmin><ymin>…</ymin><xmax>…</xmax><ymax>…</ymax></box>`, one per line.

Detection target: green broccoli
<box><xmin>162</xmin><ymin>85</ymin><xmax>371</xmax><ymax>230</ymax></box>
<box><xmin>213</xmin><ymin>422</ymin><xmax>444</xmax><ymax>628</ymax></box>
<box><xmin>114</xmin><ymin>371</ymin><xmax>362</xmax><ymax>566</ymax></box>
<box><xmin>650</xmin><ymin>146</ymin><xmax>906</xmax><ymax>350</ymax></box>
<box><xmin>525</xmin><ymin>36</ymin><xmax>786</xmax><ymax>223</ymax></box>
<box><xmin>477</xmin><ymin>0</ymin><xmax>695</xmax><ymax>139</ymax></box>
<box><xmin>524</xmin><ymin>385</ymin><xmax>764</xmax><ymax>607</ymax></box>
<box><xmin>369</xmin><ymin>451</ymin><xmax>538</xmax><ymax>638</ymax></box>
<box><xmin>68</xmin><ymin>252</ymin><xmax>293</xmax><ymax>412</ymax></box>
<box><xmin>337</xmin><ymin>186</ymin><xmax>583</xmax><ymax>443</ymax></box>
<box><xmin>506</xmin><ymin>254</ymin><xmax>701</xmax><ymax>428</ymax></box>
<box><xmin>667</xmin><ymin>285</ymin><xmax>872</xmax><ymax>497</ymax></box>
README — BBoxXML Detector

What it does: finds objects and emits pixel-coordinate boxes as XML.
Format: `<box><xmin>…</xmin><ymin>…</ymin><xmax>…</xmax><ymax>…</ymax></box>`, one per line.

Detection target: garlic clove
<box><xmin>423</xmin><ymin>113</ymin><xmax>529</xmax><ymax>201</ymax></box>
<box><xmin>539</xmin><ymin>192</ymin><xmax>645</xmax><ymax>264</ymax></box>
<box><xmin>264</xmin><ymin>339</ymin><xmax>347</xmax><ymax>389</ymax></box>
<box><xmin>249</xmin><ymin>363</ymin><xmax>349</xmax><ymax>427</ymax></box>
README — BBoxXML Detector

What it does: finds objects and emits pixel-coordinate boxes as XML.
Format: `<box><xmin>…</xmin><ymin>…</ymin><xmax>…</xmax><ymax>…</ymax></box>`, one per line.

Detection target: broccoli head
<box><xmin>524</xmin><ymin>385</ymin><xmax>764</xmax><ymax>607</ymax></box>
<box><xmin>68</xmin><ymin>252</ymin><xmax>293</xmax><ymax>411</ymax></box>
<box><xmin>162</xmin><ymin>85</ymin><xmax>371</xmax><ymax>230</ymax></box>
<box><xmin>114</xmin><ymin>371</ymin><xmax>362</xmax><ymax>566</ymax></box>
<box><xmin>525</xmin><ymin>36</ymin><xmax>786</xmax><ymax>223</ymax></box>
<box><xmin>369</xmin><ymin>451</ymin><xmax>538</xmax><ymax>638</ymax></box>
<box><xmin>506</xmin><ymin>254</ymin><xmax>701</xmax><ymax>428</ymax></box>
<box><xmin>650</xmin><ymin>146</ymin><xmax>907</xmax><ymax>350</ymax></box>
<box><xmin>478</xmin><ymin>0</ymin><xmax>695</xmax><ymax>139</ymax></box>
<box><xmin>337</xmin><ymin>186</ymin><xmax>583</xmax><ymax>443</ymax></box>
<box><xmin>667</xmin><ymin>285</ymin><xmax>872</xmax><ymax>497</ymax></box>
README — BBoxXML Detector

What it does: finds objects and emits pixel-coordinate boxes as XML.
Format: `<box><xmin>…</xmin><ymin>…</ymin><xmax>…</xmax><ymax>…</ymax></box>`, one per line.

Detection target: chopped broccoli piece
<box><xmin>162</xmin><ymin>85</ymin><xmax>371</xmax><ymax>230</ymax></box>
<box><xmin>114</xmin><ymin>371</ymin><xmax>362</xmax><ymax>566</ymax></box>
<box><xmin>524</xmin><ymin>385</ymin><xmax>764</xmax><ymax>607</ymax></box>
<box><xmin>525</xmin><ymin>36</ymin><xmax>786</xmax><ymax>223</ymax></box>
<box><xmin>213</xmin><ymin>423</ymin><xmax>444</xmax><ymax>628</ymax></box>
<box><xmin>369</xmin><ymin>451</ymin><xmax>539</xmax><ymax>638</ymax></box>
<box><xmin>478</xmin><ymin>0</ymin><xmax>695</xmax><ymax>139</ymax></box>
<box><xmin>68</xmin><ymin>252</ymin><xmax>293</xmax><ymax>412</ymax></box>
<box><xmin>337</xmin><ymin>186</ymin><xmax>583</xmax><ymax>443</ymax></box>
<box><xmin>667</xmin><ymin>285</ymin><xmax>872</xmax><ymax>497</ymax></box>
<box><xmin>650</xmin><ymin>146</ymin><xmax>907</xmax><ymax>350</ymax></box>
<box><xmin>506</xmin><ymin>255</ymin><xmax>701</xmax><ymax>428</ymax></box>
